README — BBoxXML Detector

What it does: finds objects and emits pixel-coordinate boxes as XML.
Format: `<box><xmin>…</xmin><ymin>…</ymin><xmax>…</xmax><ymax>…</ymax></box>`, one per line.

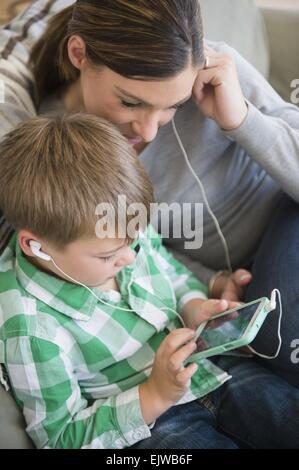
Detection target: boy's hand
<box><xmin>182</xmin><ymin>298</ymin><xmax>241</xmax><ymax>331</ymax></box>
<box><xmin>139</xmin><ymin>329</ymin><xmax>198</xmax><ymax>424</ymax></box>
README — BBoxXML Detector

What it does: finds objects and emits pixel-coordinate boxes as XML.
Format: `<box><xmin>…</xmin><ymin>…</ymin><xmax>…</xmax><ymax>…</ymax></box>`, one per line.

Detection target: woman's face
<box><xmin>68</xmin><ymin>38</ymin><xmax>199</xmax><ymax>146</ymax></box>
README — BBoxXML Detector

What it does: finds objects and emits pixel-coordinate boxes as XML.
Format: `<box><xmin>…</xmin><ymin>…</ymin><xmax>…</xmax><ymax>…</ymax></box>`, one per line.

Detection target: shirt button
<box><xmin>132</xmin><ymin>430</ymin><xmax>143</xmax><ymax>441</ymax></box>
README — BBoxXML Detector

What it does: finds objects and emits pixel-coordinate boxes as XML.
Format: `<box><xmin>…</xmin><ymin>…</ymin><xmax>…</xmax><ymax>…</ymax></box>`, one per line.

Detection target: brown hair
<box><xmin>0</xmin><ymin>113</ymin><xmax>153</xmax><ymax>248</ymax></box>
<box><xmin>30</xmin><ymin>0</ymin><xmax>204</xmax><ymax>102</ymax></box>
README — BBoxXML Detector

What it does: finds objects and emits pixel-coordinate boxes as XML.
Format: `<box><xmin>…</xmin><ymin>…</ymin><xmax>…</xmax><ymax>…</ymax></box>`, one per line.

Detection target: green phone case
<box><xmin>185</xmin><ymin>297</ymin><xmax>271</xmax><ymax>364</ymax></box>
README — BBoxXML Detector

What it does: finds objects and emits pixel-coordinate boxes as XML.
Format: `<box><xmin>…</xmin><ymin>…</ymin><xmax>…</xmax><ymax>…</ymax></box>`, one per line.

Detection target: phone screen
<box><xmin>194</xmin><ymin>301</ymin><xmax>262</xmax><ymax>353</ymax></box>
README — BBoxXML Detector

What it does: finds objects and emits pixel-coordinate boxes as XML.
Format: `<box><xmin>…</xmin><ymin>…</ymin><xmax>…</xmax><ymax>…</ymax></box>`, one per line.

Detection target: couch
<box><xmin>0</xmin><ymin>0</ymin><xmax>298</xmax><ymax>449</ymax></box>
<box><xmin>200</xmin><ymin>0</ymin><xmax>299</xmax><ymax>103</ymax></box>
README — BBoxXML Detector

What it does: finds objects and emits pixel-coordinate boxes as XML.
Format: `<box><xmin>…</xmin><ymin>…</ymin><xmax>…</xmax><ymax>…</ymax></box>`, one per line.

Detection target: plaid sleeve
<box><xmin>4</xmin><ymin>336</ymin><xmax>151</xmax><ymax>449</ymax></box>
<box><xmin>146</xmin><ymin>225</ymin><xmax>208</xmax><ymax>312</ymax></box>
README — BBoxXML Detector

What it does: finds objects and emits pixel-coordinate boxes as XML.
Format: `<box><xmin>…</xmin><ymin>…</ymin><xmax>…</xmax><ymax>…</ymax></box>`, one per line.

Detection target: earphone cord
<box><xmin>50</xmin><ymin>257</ymin><xmax>187</xmax><ymax>328</ymax></box>
<box><xmin>247</xmin><ymin>289</ymin><xmax>283</xmax><ymax>359</ymax></box>
<box><xmin>171</xmin><ymin>118</ymin><xmax>283</xmax><ymax>361</ymax></box>
<box><xmin>171</xmin><ymin>117</ymin><xmax>233</xmax><ymax>274</ymax></box>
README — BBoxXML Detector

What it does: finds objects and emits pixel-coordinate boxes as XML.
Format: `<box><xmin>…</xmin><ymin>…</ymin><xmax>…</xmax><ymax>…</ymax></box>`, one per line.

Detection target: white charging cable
<box><xmin>172</xmin><ymin>117</ymin><xmax>232</xmax><ymax>273</ymax></box>
<box><xmin>247</xmin><ymin>289</ymin><xmax>283</xmax><ymax>359</ymax></box>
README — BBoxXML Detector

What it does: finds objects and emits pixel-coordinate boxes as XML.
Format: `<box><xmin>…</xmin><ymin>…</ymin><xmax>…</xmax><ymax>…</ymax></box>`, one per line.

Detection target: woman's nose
<box><xmin>132</xmin><ymin>112</ymin><xmax>160</xmax><ymax>143</ymax></box>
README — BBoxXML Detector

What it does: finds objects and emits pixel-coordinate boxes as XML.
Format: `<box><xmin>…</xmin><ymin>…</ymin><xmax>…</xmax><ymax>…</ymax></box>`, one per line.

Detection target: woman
<box><xmin>1</xmin><ymin>0</ymin><xmax>299</xmax><ymax>448</ymax></box>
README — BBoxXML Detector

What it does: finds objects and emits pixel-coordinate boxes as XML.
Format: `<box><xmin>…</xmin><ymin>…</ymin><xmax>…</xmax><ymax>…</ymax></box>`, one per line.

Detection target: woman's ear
<box><xmin>67</xmin><ymin>35</ymin><xmax>87</xmax><ymax>70</ymax></box>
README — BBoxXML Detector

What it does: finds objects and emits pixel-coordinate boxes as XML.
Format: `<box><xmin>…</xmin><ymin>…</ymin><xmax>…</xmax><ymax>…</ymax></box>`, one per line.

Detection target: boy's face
<box><xmin>22</xmin><ymin>233</ymin><xmax>136</xmax><ymax>289</ymax></box>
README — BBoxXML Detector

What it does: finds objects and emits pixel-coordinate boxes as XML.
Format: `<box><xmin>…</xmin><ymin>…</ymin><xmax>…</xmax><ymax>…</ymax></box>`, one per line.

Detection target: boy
<box><xmin>0</xmin><ymin>113</ymin><xmax>235</xmax><ymax>449</ymax></box>
<box><xmin>16</xmin><ymin>113</ymin><xmax>299</xmax><ymax>450</ymax></box>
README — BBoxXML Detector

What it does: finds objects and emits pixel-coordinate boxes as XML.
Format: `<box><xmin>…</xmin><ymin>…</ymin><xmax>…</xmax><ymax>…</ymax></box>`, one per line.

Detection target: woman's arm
<box><xmin>165</xmin><ymin>244</ymin><xmax>252</xmax><ymax>302</ymax></box>
<box><xmin>193</xmin><ymin>41</ymin><xmax>299</xmax><ymax>202</ymax></box>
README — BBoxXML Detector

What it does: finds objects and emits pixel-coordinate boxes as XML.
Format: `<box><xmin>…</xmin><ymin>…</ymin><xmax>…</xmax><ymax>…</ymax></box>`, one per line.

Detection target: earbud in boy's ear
<box><xmin>29</xmin><ymin>240</ymin><xmax>52</xmax><ymax>261</ymax></box>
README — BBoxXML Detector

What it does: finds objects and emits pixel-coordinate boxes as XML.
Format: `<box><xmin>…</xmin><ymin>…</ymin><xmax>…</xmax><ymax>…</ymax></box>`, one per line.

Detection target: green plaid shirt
<box><xmin>0</xmin><ymin>225</ymin><xmax>230</xmax><ymax>449</ymax></box>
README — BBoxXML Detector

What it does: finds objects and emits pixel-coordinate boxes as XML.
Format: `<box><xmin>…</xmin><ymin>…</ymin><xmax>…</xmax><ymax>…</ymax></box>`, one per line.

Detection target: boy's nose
<box><xmin>115</xmin><ymin>247</ymin><xmax>136</xmax><ymax>267</ymax></box>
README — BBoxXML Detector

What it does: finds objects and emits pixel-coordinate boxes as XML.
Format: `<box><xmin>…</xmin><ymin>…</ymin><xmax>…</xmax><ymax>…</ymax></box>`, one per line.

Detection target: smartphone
<box><xmin>185</xmin><ymin>297</ymin><xmax>272</xmax><ymax>364</ymax></box>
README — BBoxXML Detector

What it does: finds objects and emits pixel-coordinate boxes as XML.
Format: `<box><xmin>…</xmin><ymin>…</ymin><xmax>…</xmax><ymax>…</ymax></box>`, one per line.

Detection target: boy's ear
<box><xmin>67</xmin><ymin>35</ymin><xmax>87</xmax><ymax>70</ymax></box>
<box><xmin>18</xmin><ymin>229</ymin><xmax>40</xmax><ymax>257</ymax></box>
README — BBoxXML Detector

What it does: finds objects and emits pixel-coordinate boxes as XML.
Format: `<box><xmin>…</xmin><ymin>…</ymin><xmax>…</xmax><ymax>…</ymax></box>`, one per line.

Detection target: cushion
<box><xmin>0</xmin><ymin>382</ymin><xmax>33</xmax><ymax>449</ymax></box>
<box><xmin>200</xmin><ymin>0</ymin><xmax>270</xmax><ymax>78</ymax></box>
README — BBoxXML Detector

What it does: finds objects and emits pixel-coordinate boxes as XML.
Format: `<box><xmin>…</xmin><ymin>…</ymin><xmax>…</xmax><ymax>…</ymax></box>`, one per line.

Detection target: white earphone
<box><xmin>29</xmin><ymin>240</ymin><xmax>51</xmax><ymax>261</ymax></box>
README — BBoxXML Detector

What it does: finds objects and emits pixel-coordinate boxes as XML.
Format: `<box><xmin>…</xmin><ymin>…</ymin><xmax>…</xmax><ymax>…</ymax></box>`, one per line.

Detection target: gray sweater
<box><xmin>0</xmin><ymin>0</ymin><xmax>298</xmax><ymax>285</ymax></box>
<box><xmin>135</xmin><ymin>41</ymin><xmax>299</xmax><ymax>284</ymax></box>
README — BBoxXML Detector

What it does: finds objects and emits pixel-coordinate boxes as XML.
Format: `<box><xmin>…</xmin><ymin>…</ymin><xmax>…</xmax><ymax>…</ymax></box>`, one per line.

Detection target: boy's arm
<box><xmin>4</xmin><ymin>336</ymin><xmax>152</xmax><ymax>449</ymax></box>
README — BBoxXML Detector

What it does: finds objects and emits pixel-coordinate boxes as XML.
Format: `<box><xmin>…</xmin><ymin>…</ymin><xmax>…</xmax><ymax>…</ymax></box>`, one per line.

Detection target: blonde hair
<box><xmin>0</xmin><ymin>113</ymin><xmax>153</xmax><ymax>248</ymax></box>
<box><xmin>30</xmin><ymin>0</ymin><xmax>204</xmax><ymax>102</ymax></box>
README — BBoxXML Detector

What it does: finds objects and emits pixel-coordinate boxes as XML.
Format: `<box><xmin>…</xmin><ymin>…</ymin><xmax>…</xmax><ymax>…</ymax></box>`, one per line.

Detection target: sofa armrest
<box><xmin>261</xmin><ymin>6</ymin><xmax>299</xmax><ymax>103</ymax></box>
<box><xmin>0</xmin><ymin>384</ymin><xmax>34</xmax><ymax>449</ymax></box>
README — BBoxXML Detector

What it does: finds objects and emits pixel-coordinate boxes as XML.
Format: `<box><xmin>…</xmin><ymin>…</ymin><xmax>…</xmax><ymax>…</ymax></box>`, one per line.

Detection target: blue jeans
<box><xmin>244</xmin><ymin>194</ymin><xmax>299</xmax><ymax>387</ymax></box>
<box><xmin>131</xmin><ymin>355</ymin><xmax>299</xmax><ymax>449</ymax></box>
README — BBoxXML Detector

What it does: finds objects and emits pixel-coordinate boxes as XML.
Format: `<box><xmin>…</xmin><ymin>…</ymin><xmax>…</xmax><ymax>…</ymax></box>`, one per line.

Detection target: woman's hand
<box><xmin>182</xmin><ymin>298</ymin><xmax>241</xmax><ymax>331</ymax></box>
<box><xmin>192</xmin><ymin>45</ymin><xmax>248</xmax><ymax>131</ymax></box>
<box><xmin>210</xmin><ymin>269</ymin><xmax>252</xmax><ymax>301</ymax></box>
